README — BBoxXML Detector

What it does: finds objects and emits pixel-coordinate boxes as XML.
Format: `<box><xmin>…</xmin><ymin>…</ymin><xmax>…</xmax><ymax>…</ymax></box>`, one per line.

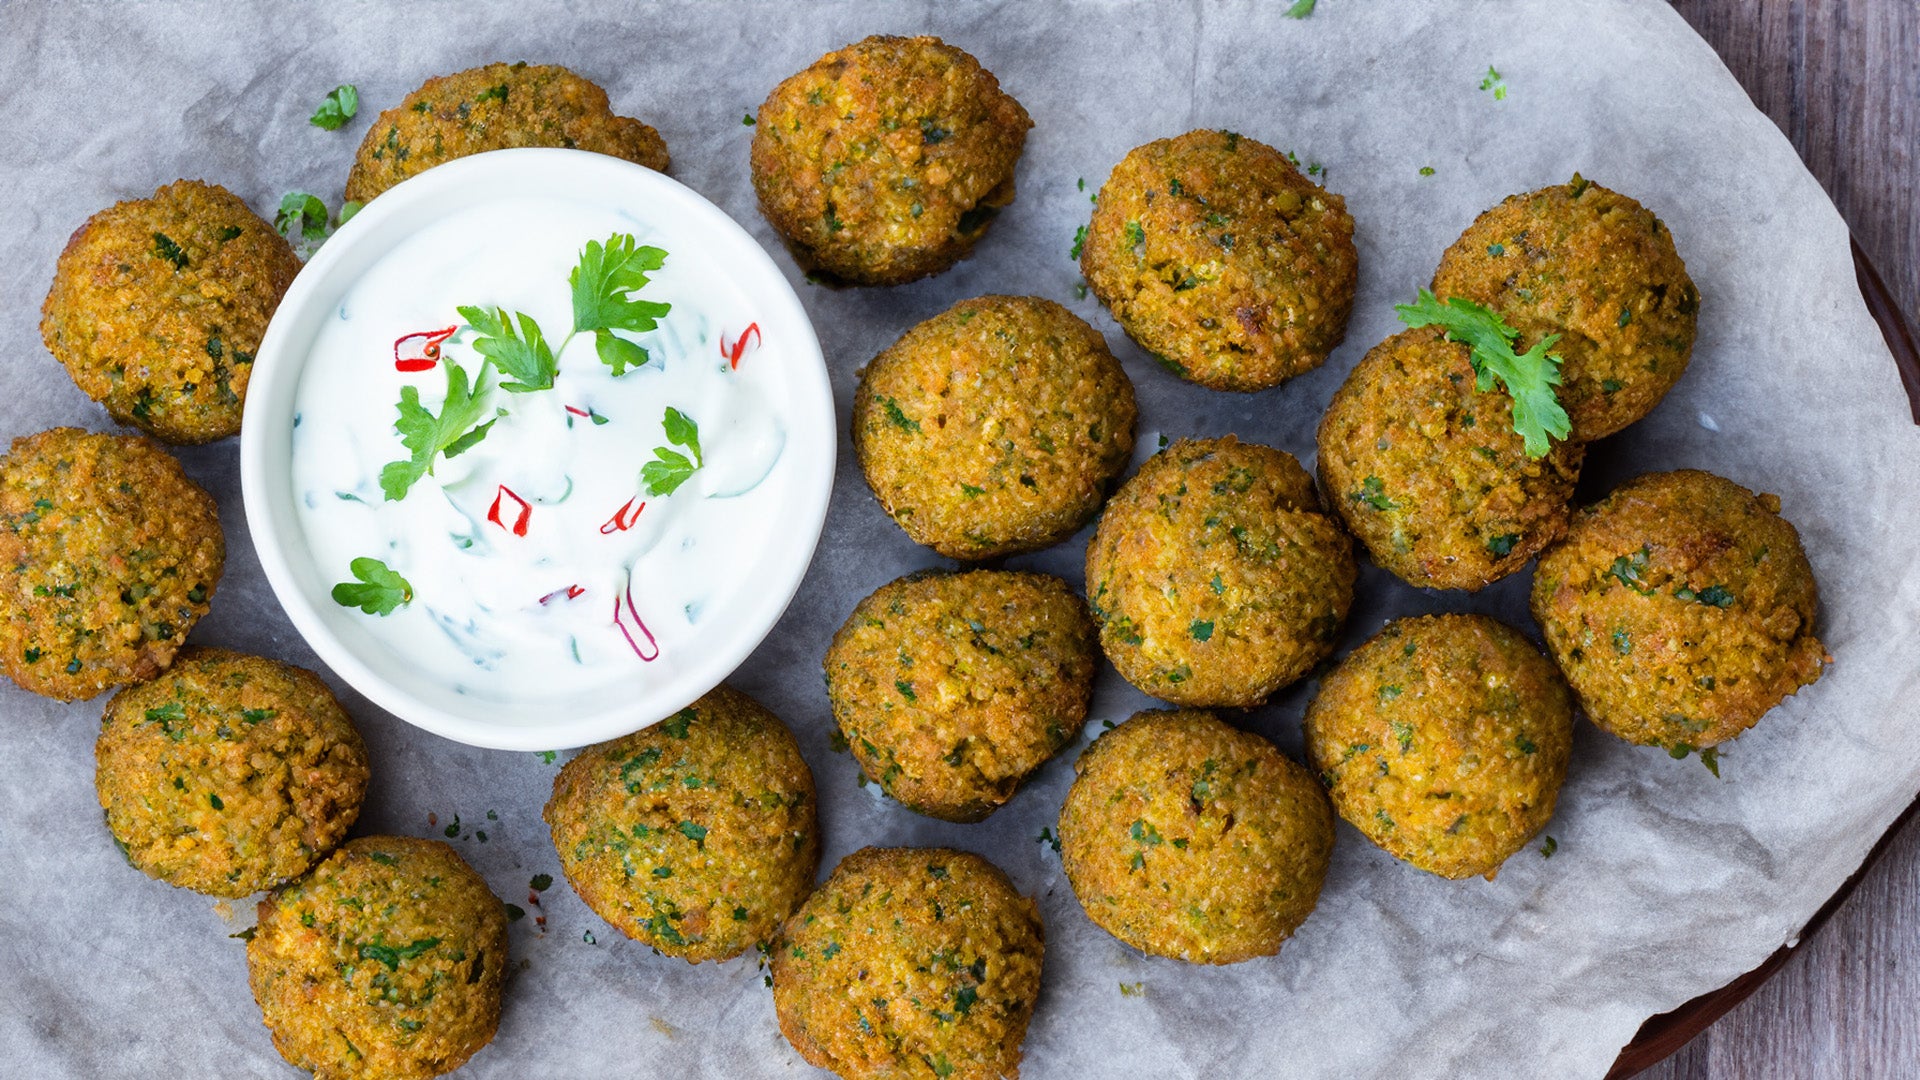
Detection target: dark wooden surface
<box><xmin>1632</xmin><ymin>4</ymin><xmax>1920</xmax><ymax>1078</ymax></box>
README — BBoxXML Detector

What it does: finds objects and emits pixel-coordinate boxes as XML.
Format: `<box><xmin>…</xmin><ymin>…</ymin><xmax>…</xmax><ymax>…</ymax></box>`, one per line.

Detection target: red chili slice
<box><xmin>598</xmin><ymin>497</ymin><xmax>646</xmax><ymax>534</ymax></box>
<box><xmin>613</xmin><ymin>579</ymin><xmax>660</xmax><ymax>662</ymax></box>
<box><xmin>394</xmin><ymin>326</ymin><xmax>457</xmax><ymax>372</ymax></box>
<box><xmin>486</xmin><ymin>484</ymin><xmax>531</xmax><ymax>537</ymax></box>
<box><xmin>538</xmin><ymin>584</ymin><xmax>586</xmax><ymax>606</ymax></box>
<box><xmin>720</xmin><ymin>322</ymin><xmax>762</xmax><ymax>370</ymax></box>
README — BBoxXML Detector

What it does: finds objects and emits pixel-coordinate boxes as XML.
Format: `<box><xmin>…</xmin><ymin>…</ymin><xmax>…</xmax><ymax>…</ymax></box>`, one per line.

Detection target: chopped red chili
<box><xmin>720</xmin><ymin>322</ymin><xmax>762</xmax><ymax>370</ymax></box>
<box><xmin>613</xmin><ymin>578</ymin><xmax>660</xmax><ymax>662</ymax></box>
<box><xmin>538</xmin><ymin>584</ymin><xmax>586</xmax><ymax>606</ymax></box>
<box><xmin>394</xmin><ymin>326</ymin><xmax>457</xmax><ymax>372</ymax></box>
<box><xmin>565</xmin><ymin>405</ymin><xmax>591</xmax><ymax>418</ymax></box>
<box><xmin>599</xmin><ymin>496</ymin><xmax>646</xmax><ymax>534</ymax></box>
<box><xmin>486</xmin><ymin>485</ymin><xmax>532</xmax><ymax>537</ymax></box>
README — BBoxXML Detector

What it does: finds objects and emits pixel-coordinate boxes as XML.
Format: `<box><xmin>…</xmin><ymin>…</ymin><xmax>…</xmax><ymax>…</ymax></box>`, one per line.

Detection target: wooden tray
<box><xmin>1609</xmin><ymin>242</ymin><xmax>1920</xmax><ymax>1077</ymax></box>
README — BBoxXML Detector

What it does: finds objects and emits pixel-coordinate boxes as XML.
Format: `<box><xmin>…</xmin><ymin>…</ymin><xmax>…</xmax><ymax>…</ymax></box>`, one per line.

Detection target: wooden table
<box><xmin>1641</xmin><ymin>4</ymin><xmax>1920</xmax><ymax>1076</ymax></box>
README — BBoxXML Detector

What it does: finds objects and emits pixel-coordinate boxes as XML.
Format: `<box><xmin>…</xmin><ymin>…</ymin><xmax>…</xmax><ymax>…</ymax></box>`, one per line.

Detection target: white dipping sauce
<box><xmin>291</xmin><ymin>197</ymin><xmax>790</xmax><ymax>705</ymax></box>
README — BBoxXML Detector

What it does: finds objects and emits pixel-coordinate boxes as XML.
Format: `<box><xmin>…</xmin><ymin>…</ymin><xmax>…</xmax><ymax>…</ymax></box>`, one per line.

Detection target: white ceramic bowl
<box><xmin>240</xmin><ymin>149</ymin><xmax>835</xmax><ymax>751</ymax></box>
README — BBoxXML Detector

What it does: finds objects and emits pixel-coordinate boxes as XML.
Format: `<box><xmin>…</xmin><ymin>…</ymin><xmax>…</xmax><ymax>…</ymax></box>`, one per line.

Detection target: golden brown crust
<box><xmin>771</xmin><ymin>847</ymin><xmax>1043</xmax><ymax>1080</ymax></box>
<box><xmin>1317</xmin><ymin>327</ymin><xmax>1583</xmax><ymax>590</ymax></box>
<box><xmin>1058</xmin><ymin>709</ymin><xmax>1333</xmax><ymax>963</ymax></box>
<box><xmin>825</xmin><ymin>570</ymin><xmax>1096</xmax><ymax>822</ymax></box>
<box><xmin>1303</xmin><ymin>614</ymin><xmax>1572</xmax><ymax>879</ymax></box>
<box><xmin>0</xmin><ymin>427</ymin><xmax>223</xmax><ymax>700</ymax></box>
<box><xmin>1431</xmin><ymin>176</ymin><xmax>1699</xmax><ymax>441</ymax></box>
<box><xmin>852</xmin><ymin>295</ymin><xmax>1137</xmax><ymax>558</ymax></box>
<box><xmin>751</xmin><ymin>35</ymin><xmax>1031</xmax><ymax>284</ymax></box>
<box><xmin>1530</xmin><ymin>469</ymin><xmax>1826</xmax><ymax>749</ymax></box>
<box><xmin>247</xmin><ymin>837</ymin><xmax>508</xmax><ymax>1080</ymax></box>
<box><xmin>543</xmin><ymin>685</ymin><xmax>818</xmax><ymax>962</ymax></box>
<box><xmin>1081</xmin><ymin>129</ymin><xmax>1358</xmax><ymax>391</ymax></box>
<box><xmin>40</xmin><ymin>180</ymin><xmax>299</xmax><ymax>443</ymax></box>
<box><xmin>96</xmin><ymin>647</ymin><xmax>368</xmax><ymax>897</ymax></box>
<box><xmin>1086</xmin><ymin>436</ymin><xmax>1354</xmax><ymax>706</ymax></box>
<box><xmin>345</xmin><ymin>62</ymin><xmax>669</xmax><ymax>203</ymax></box>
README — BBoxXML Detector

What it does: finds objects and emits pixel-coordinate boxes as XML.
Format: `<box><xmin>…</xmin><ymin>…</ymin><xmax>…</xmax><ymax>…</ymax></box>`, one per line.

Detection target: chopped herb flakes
<box><xmin>1480</xmin><ymin>66</ymin><xmax>1508</xmax><ymax>100</ymax></box>
<box><xmin>310</xmin><ymin>84</ymin><xmax>360</xmax><ymax>130</ymax></box>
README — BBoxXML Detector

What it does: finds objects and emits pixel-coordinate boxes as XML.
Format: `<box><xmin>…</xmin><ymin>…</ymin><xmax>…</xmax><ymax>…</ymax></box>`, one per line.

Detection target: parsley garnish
<box><xmin>641</xmin><ymin>407</ymin><xmax>703</xmax><ymax>496</ymax></box>
<box><xmin>1284</xmin><ymin>0</ymin><xmax>1316</xmax><ymax>16</ymax></box>
<box><xmin>1540</xmin><ymin>835</ymin><xmax>1558</xmax><ymax>858</ymax></box>
<box><xmin>309</xmin><ymin>84</ymin><xmax>360</xmax><ymax>131</ymax></box>
<box><xmin>380</xmin><ymin>360</ymin><xmax>496</xmax><ymax>500</ymax></box>
<box><xmin>570</xmin><ymin>233</ymin><xmax>672</xmax><ymax>376</ymax></box>
<box><xmin>331</xmin><ymin>557</ymin><xmax>413</xmax><ymax>616</ymax></box>
<box><xmin>275</xmin><ymin>192</ymin><xmax>330</xmax><ymax>243</ymax></box>
<box><xmin>1394</xmin><ymin>289</ymin><xmax>1570</xmax><ymax>457</ymax></box>
<box><xmin>456</xmin><ymin>305</ymin><xmax>556</xmax><ymax>393</ymax></box>
<box><xmin>1480</xmin><ymin>66</ymin><xmax>1508</xmax><ymax>100</ymax></box>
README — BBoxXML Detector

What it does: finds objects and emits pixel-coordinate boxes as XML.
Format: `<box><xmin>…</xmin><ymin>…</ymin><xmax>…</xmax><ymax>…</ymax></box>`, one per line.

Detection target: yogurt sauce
<box><xmin>291</xmin><ymin>196</ymin><xmax>790</xmax><ymax>705</ymax></box>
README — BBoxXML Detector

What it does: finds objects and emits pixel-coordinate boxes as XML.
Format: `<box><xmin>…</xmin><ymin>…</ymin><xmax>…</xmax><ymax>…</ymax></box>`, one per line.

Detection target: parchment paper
<box><xmin>3</xmin><ymin>2</ymin><xmax>1917</xmax><ymax>1077</ymax></box>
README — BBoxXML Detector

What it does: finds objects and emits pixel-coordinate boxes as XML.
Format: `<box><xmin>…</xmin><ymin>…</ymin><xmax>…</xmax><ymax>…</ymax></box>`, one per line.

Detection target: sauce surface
<box><xmin>291</xmin><ymin>196</ymin><xmax>791</xmax><ymax>705</ymax></box>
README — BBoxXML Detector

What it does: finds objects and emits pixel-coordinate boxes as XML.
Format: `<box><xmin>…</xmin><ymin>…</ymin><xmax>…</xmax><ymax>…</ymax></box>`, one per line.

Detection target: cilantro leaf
<box><xmin>457</xmin><ymin>305</ymin><xmax>556</xmax><ymax>393</ymax></box>
<box><xmin>641</xmin><ymin>407</ymin><xmax>703</xmax><ymax>496</ymax></box>
<box><xmin>1394</xmin><ymin>288</ymin><xmax>1571</xmax><ymax>457</ymax></box>
<box><xmin>275</xmin><ymin>192</ymin><xmax>330</xmax><ymax>242</ymax></box>
<box><xmin>380</xmin><ymin>360</ymin><xmax>494</xmax><ymax>501</ymax></box>
<box><xmin>331</xmin><ymin>557</ymin><xmax>413</xmax><ymax>616</ymax></box>
<box><xmin>642</xmin><ymin>449</ymin><xmax>696</xmax><ymax>497</ymax></box>
<box><xmin>571</xmin><ymin>234</ymin><xmax>671</xmax><ymax>375</ymax></box>
<box><xmin>661</xmin><ymin>406</ymin><xmax>701</xmax><ymax>461</ymax></box>
<box><xmin>309</xmin><ymin>84</ymin><xmax>360</xmax><ymax>131</ymax></box>
<box><xmin>594</xmin><ymin>329</ymin><xmax>650</xmax><ymax>376</ymax></box>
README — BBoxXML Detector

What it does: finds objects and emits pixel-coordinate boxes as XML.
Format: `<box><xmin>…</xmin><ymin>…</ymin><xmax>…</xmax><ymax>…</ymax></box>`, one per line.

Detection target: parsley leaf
<box><xmin>641</xmin><ymin>407</ymin><xmax>703</xmax><ymax>496</ymax></box>
<box><xmin>331</xmin><ymin>557</ymin><xmax>413</xmax><ymax>615</ymax></box>
<box><xmin>570</xmin><ymin>234</ymin><xmax>672</xmax><ymax>376</ymax></box>
<box><xmin>275</xmin><ymin>192</ymin><xmax>330</xmax><ymax>242</ymax></box>
<box><xmin>1480</xmin><ymin>65</ymin><xmax>1508</xmax><ymax>100</ymax></box>
<box><xmin>1285</xmin><ymin>0</ymin><xmax>1315</xmax><ymax>16</ymax></box>
<box><xmin>1394</xmin><ymin>288</ymin><xmax>1570</xmax><ymax>457</ymax></box>
<box><xmin>309</xmin><ymin>84</ymin><xmax>360</xmax><ymax>131</ymax></box>
<box><xmin>456</xmin><ymin>305</ymin><xmax>556</xmax><ymax>393</ymax></box>
<box><xmin>380</xmin><ymin>360</ymin><xmax>495</xmax><ymax>501</ymax></box>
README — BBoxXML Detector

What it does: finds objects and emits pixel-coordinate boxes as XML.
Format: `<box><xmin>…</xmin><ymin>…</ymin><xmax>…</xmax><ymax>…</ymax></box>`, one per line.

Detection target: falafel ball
<box><xmin>1303</xmin><ymin>614</ymin><xmax>1572</xmax><ymax>880</ymax></box>
<box><xmin>345</xmin><ymin>62</ymin><xmax>669</xmax><ymax>204</ymax></box>
<box><xmin>1530</xmin><ymin>469</ymin><xmax>1826</xmax><ymax>750</ymax></box>
<box><xmin>771</xmin><ymin>847</ymin><xmax>1044</xmax><ymax>1080</ymax></box>
<box><xmin>1081</xmin><ymin>129</ymin><xmax>1358</xmax><ymax>392</ymax></box>
<box><xmin>1086</xmin><ymin>436</ymin><xmax>1354</xmax><ymax>707</ymax></box>
<box><xmin>543</xmin><ymin>685</ymin><xmax>819</xmax><ymax>962</ymax></box>
<box><xmin>826</xmin><ymin>570</ymin><xmax>1096</xmax><ymax>822</ymax></box>
<box><xmin>751</xmin><ymin>35</ymin><xmax>1032</xmax><ymax>285</ymax></box>
<box><xmin>40</xmin><ymin>180</ymin><xmax>300</xmax><ymax>443</ymax></box>
<box><xmin>1058</xmin><ymin>709</ymin><xmax>1334</xmax><ymax>964</ymax></box>
<box><xmin>1316</xmin><ymin>327</ymin><xmax>1584</xmax><ymax>591</ymax></box>
<box><xmin>96</xmin><ymin>647</ymin><xmax>369</xmax><ymax>898</ymax></box>
<box><xmin>0</xmin><ymin>428</ymin><xmax>223</xmax><ymax>700</ymax></box>
<box><xmin>1431</xmin><ymin>175</ymin><xmax>1699</xmax><ymax>441</ymax></box>
<box><xmin>853</xmin><ymin>295</ymin><xmax>1138</xmax><ymax>559</ymax></box>
<box><xmin>247</xmin><ymin>836</ymin><xmax>509</xmax><ymax>1080</ymax></box>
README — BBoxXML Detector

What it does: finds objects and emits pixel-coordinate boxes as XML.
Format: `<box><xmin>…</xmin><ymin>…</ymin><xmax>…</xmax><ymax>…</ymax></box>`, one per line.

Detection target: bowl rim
<box><xmin>239</xmin><ymin>148</ymin><xmax>836</xmax><ymax>751</ymax></box>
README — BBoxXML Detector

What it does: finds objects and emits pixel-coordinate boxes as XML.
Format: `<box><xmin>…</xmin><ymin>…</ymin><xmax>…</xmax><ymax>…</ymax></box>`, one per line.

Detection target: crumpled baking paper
<box><xmin>1</xmin><ymin>1</ymin><xmax>1916</xmax><ymax>1077</ymax></box>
